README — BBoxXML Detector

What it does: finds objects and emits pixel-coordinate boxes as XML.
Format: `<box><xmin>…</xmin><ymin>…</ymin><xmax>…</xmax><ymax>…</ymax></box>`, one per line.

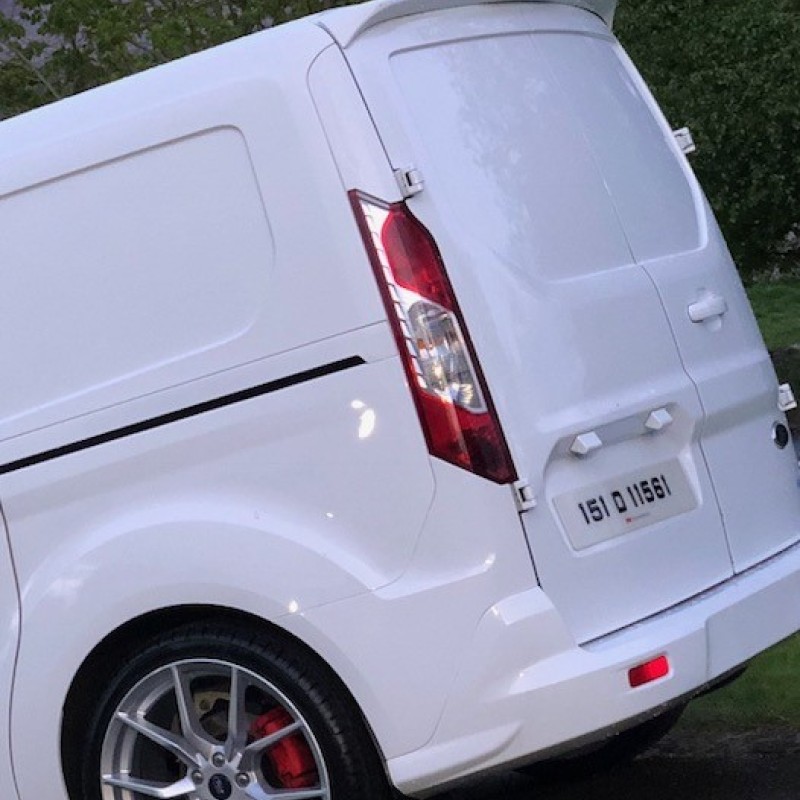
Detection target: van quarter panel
<box><xmin>0</xmin><ymin>515</ymin><xmax>20</xmax><ymax>800</ymax></box>
<box><xmin>6</xmin><ymin>352</ymin><xmax>435</xmax><ymax>800</ymax></box>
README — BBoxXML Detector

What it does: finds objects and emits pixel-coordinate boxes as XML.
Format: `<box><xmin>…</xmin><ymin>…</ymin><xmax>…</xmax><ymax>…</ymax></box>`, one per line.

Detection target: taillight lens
<box><xmin>350</xmin><ymin>190</ymin><xmax>517</xmax><ymax>484</ymax></box>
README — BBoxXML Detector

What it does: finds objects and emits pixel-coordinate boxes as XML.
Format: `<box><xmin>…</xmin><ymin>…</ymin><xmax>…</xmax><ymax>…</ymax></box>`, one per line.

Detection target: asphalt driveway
<box><xmin>432</xmin><ymin>727</ymin><xmax>800</xmax><ymax>800</ymax></box>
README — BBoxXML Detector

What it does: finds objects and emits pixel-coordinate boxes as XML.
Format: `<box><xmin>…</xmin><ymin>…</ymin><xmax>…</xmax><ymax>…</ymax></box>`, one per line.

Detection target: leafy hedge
<box><xmin>615</xmin><ymin>0</ymin><xmax>800</xmax><ymax>279</ymax></box>
<box><xmin>1</xmin><ymin>0</ymin><xmax>798</xmax><ymax>279</ymax></box>
<box><xmin>0</xmin><ymin>0</ymin><xmax>352</xmax><ymax>120</ymax></box>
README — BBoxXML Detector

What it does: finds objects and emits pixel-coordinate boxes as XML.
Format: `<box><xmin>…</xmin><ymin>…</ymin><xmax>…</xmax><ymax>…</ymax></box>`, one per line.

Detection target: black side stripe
<box><xmin>0</xmin><ymin>356</ymin><xmax>365</xmax><ymax>476</ymax></box>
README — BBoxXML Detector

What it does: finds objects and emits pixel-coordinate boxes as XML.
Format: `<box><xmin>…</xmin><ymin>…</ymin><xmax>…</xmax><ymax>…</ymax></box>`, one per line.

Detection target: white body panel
<box><xmin>379</xmin><ymin>540</ymin><xmax>800</xmax><ymax>794</ymax></box>
<box><xmin>0</xmin><ymin>26</ymin><xmax>382</xmax><ymax>441</ymax></box>
<box><xmin>639</xmin><ymin>215</ymin><xmax>800</xmax><ymax>570</ymax></box>
<box><xmin>8</xmin><ymin>336</ymin><xmax>442</xmax><ymax>800</ymax></box>
<box><xmin>0</xmin><ymin>2</ymin><xmax>797</xmax><ymax>799</ymax></box>
<box><xmin>0</xmin><ymin>520</ymin><xmax>19</xmax><ymax>800</ymax></box>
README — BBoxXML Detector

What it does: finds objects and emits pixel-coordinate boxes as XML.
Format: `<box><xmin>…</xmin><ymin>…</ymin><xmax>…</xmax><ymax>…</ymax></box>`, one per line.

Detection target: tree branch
<box><xmin>0</xmin><ymin>39</ymin><xmax>62</xmax><ymax>100</ymax></box>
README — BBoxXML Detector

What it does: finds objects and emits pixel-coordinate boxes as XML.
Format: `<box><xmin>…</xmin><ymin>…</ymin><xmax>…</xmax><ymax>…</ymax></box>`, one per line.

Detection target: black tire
<box><xmin>519</xmin><ymin>704</ymin><xmax>685</xmax><ymax>783</ymax></box>
<box><xmin>77</xmin><ymin>620</ymin><xmax>392</xmax><ymax>800</ymax></box>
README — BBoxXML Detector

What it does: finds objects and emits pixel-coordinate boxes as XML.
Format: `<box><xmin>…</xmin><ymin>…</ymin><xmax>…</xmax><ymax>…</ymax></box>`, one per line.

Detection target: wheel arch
<box><xmin>59</xmin><ymin>603</ymin><xmax>390</xmax><ymax>799</ymax></box>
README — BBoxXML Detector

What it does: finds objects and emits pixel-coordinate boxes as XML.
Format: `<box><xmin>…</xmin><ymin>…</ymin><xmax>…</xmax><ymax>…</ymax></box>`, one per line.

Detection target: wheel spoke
<box><xmin>225</xmin><ymin>665</ymin><xmax>250</xmax><ymax>761</ymax></box>
<box><xmin>102</xmin><ymin>772</ymin><xmax>196</xmax><ymax>799</ymax></box>
<box><xmin>116</xmin><ymin>712</ymin><xmax>199</xmax><ymax>768</ymax></box>
<box><xmin>171</xmin><ymin>664</ymin><xmax>214</xmax><ymax>759</ymax></box>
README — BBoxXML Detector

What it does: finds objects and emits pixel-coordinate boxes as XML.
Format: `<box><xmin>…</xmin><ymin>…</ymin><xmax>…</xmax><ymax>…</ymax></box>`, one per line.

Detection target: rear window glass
<box><xmin>391</xmin><ymin>32</ymin><xmax>699</xmax><ymax>277</ymax></box>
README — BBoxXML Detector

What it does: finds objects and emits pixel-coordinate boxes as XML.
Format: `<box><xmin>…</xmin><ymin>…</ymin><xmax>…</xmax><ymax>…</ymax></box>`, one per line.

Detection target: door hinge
<box><xmin>394</xmin><ymin>166</ymin><xmax>424</xmax><ymax>199</ymax></box>
<box><xmin>673</xmin><ymin>126</ymin><xmax>696</xmax><ymax>155</ymax></box>
<box><xmin>779</xmin><ymin>383</ymin><xmax>797</xmax><ymax>412</ymax></box>
<box><xmin>513</xmin><ymin>480</ymin><xmax>537</xmax><ymax>513</ymax></box>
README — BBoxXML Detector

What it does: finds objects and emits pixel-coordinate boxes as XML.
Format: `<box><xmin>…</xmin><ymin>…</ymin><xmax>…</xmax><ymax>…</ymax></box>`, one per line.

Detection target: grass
<box><xmin>746</xmin><ymin>279</ymin><xmax>800</xmax><ymax>350</ymax></box>
<box><xmin>681</xmin><ymin>636</ymin><xmax>800</xmax><ymax>730</ymax></box>
<box><xmin>747</xmin><ymin>280</ymin><xmax>800</xmax><ymax>425</ymax></box>
<box><xmin>676</xmin><ymin>277</ymin><xmax>800</xmax><ymax>730</ymax></box>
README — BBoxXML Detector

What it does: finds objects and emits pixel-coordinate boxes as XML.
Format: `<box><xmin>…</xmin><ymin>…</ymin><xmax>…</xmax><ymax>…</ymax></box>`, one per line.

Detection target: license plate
<box><xmin>553</xmin><ymin>460</ymin><xmax>696</xmax><ymax>551</ymax></box>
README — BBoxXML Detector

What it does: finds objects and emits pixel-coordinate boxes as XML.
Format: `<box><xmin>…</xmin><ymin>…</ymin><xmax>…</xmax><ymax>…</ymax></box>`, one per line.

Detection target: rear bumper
<box><xmin>389</xmin><ymin>540</ymin><xmax>800</xmax><ymax>797</ymax></box>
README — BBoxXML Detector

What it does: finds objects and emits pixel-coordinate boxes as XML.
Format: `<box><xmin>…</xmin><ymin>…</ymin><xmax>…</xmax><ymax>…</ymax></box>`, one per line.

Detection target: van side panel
<box><xmin>6</xmin><ymin>340</ymin><xmax>436</xmax><ymax>800</ymax></box>
<box><xmin>0</xmin><ymin>30</ymin><xmax>385</xmax><ymax>445</ymax></box>
<box><xmin>308</xmin><ymin>46</ymin><xmax>400</xmax><ymax>202</ymax></box>
<box><xmin>0</xmin><ymin>22</ymin><xmax>442</xmax><ymax>800</ymax></box>
<box><xmin>1</xmin><ymin>129</ymin><xmax>270</xmax><ymax>426</ymax></box>
<box><xmin>0</xmin><ymin>520</ymin><xmax>20</xmax><ymax>800</ymax></box>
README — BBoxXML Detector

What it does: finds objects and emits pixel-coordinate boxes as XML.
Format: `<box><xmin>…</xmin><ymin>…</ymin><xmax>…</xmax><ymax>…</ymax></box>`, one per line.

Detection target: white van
<box><xmin>0</xmin><ymin>0</ymin><xmax>798</xmax><ymax>798</ymax></box>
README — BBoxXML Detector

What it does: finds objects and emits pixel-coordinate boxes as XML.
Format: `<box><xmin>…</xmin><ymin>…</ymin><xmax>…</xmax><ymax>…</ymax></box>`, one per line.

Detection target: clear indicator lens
<box><xmin>407</xmin><ymin>300</ymin><xmax>485</xmax><ymax>412</ymax></box>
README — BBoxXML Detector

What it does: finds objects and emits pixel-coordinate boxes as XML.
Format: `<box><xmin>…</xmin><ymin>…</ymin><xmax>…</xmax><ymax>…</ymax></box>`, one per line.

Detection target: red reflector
<box><xmin>628</xmin><ymin>655</ymin><xmax>670</xmax><ymax>688</ymax></box>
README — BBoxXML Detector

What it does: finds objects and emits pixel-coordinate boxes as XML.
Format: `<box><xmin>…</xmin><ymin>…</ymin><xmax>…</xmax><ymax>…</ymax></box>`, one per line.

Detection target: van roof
<box><xmin>315</xmin><ymin>0</ymin><xmax>617</xmax><ymax>47</ymax></box>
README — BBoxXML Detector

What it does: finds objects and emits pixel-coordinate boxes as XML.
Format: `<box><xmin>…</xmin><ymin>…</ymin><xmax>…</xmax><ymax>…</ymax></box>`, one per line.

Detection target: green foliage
<box><xmin>747</xmin><ymin>280</ymin><xmax>800</xmax><ymax>351</ymax></box>
<box><xmin>681</xmin><ymin>635</ymin><xmax>800</xmax><ymax>729</ymax></box>
<box><xmin>1</xmin><ymin>0</ymin><xmax>797</xmax><ymax>279</ymax></box>
<box><xmin>745</xmin><ymin>280</ymin><xmax>800</xmax><ymax>432</ymax></box>
<box><xmin>616</xmin><ymin>0</ymin><xmax>800</xmax><ymax>278</ymax></box>
<box><xmin>0</xmin><ymin>0</ymin><xmax>351</xmax><ymax>117</ymax></box>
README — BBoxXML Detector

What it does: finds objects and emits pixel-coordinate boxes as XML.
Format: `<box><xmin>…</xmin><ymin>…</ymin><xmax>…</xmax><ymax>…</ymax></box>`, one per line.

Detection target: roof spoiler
<box><xmin>315</xmin><ymin>0</ymin><xmax>617</xmax><ymax>48</ymax></box>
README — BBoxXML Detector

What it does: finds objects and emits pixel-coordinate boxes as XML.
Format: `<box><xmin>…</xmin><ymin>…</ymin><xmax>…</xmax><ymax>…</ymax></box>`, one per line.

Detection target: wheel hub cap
<box><xmin>209</xmin><ymin>773</ymin><xmax>233</xmax><ymax>800</ymax></box>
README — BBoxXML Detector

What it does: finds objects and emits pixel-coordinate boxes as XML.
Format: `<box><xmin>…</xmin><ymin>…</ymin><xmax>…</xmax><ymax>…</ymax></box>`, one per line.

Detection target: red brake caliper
<box><xmin>249</xmin><ymin>707</ymin><xmax>319</xmax><ymax>789</ymax></box>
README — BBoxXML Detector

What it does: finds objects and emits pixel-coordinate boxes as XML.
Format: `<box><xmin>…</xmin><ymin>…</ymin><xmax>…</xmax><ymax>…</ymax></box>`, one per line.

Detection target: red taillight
<box><xmin>350</xmin><ymin>190</ymin><xmax>517</xmax><ymax>484</ymax></box>
<box><xmin>628</xmin><ymin>655</ymin><xmax>670</xmax><ymax>688</ymax></box>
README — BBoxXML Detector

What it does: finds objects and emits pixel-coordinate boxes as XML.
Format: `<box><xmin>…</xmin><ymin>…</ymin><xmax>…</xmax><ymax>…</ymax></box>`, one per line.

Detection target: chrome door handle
<box><xmin>688</xmin><ymin>292</ymin><xmax>727</xmax><ymax>323</ymax></box>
